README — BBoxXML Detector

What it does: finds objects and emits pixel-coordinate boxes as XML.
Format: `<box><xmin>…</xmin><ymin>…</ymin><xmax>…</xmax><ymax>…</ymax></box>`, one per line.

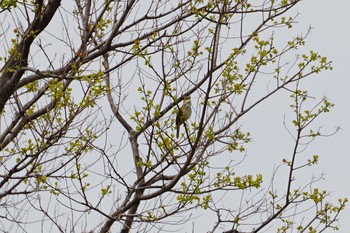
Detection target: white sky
<box><xmin>246</xmin><ymin>0</ymin><xmax>350</xmax><ymax>231</ymax></box>
<box><xmin>1</xmin><ymin>1</ymin><xmax>348</xmax><ymax>232</ymax></box>
<box><xmin>305</xmin><ymin>1</ymin><xmax>350</xmax><ymax>230</ymax></box>
<box><xmin>178</xmin><ymin>1</ymin><xmax>350</xmax><ymax>232</ymax></box>
<box><xmin>294</xmin><ymin>0</ymin><xmax>350</xmax><ymax>220</ymax></box>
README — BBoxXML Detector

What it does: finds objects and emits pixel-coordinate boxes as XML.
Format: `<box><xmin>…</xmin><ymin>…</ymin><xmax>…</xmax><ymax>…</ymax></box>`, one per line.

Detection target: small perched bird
<box><xmin>176</xmin><ymin>95</ymin><xmax>192</xmax><ymax>138</ymax></box>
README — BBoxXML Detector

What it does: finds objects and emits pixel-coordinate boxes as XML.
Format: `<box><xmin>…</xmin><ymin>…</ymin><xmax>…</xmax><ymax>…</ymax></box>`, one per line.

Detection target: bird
<box><xmin>176</xmin><ymin>95</ymin><xmax>192</xmax><ymax>138</ymax></box>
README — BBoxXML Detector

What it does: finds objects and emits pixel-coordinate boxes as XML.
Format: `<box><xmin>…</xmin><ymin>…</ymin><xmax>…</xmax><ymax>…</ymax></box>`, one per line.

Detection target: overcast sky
<box><xmin>250</xmin><ymin>0</ymin><xmax>350</xmax><ymax>231</ymax></box>
<box><xmin>308</xmin><ymin>1</ymin><xmax>350</xmax><ymax>230</ymax></box>
<box><xmin>296</xmin><ymin>0</ymin><xmax>350</xmax><ymax>211</ymax></box>
<box><xmin>185</xmin><ymin>1</ymin><xmax>350</xmax><ymax>232</ymax></box>
<box><xmin>1</xmin><ymin>1</ymin><xmax>348</xmax><ymax>232</ymax></box>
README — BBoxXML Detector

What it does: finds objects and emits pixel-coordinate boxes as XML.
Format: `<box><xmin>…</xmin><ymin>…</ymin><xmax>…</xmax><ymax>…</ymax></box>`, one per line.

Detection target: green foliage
<box><xmin>227</xmin><ymin>129</ymin><xmax>251</xmax><ymax>153</ymax></box>
<box><xmin>290</xmin><ymin>89</ymin><xmax>334</xmax><ymax>129</ymax></box>
<box><xmin>0</xmin><ymin>1</ymin><xmax>346</xmax><ymax>232</ymax></box>
<box><xmin>0</xmin><ymin>0</ymin><xmax>17</xmax><ymax>12</ymax></box>
<box><xmin>101</xmin><ymin>185</ymin><xmax>112</xmax><ymax>197</ymax></box>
